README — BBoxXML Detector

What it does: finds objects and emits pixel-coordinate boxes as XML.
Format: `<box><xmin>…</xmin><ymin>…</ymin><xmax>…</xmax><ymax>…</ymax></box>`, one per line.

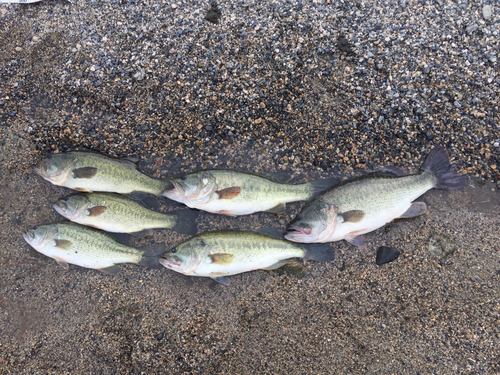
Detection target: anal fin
<box><xmin>211</xmin><ymin>276</ymin><xmax>230</xmax><ymax>285</ymax></box>
<box><xmin>99</xmin><ymin>265</ymin><xmax>121</xmax><ymax>275</ymax></box>
<box><xmin>265</xmin><ymin>203</ymin><xmax>286</xmax><ymax>215</ymax></box>
<box><xmin>263</xmin><ymin>260</ymin><xmax>290</xmax><ymax>271</ymax></box>
<box><xmin>399</xmin><ymin>202</ymin><xmax>427</xmax><ymax>219</ymax></box>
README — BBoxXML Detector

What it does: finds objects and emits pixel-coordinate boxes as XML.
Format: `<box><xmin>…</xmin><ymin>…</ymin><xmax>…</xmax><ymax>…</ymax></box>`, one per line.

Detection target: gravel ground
<box><xmin>0</xmin><ymin>0</ymin><xmax>499</xmax><ymax>373</ymax></box>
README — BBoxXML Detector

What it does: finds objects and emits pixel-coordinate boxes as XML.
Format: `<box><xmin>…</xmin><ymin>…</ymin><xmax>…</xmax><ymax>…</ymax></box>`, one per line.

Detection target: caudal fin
<box><xmin>307</xmin><ymin>176</ymin><xmax>339</xmax><ymax>197</ymax></box>
<box><xmin>137</xmin><ymin>243</ymin><xmax>165</xmax><ymax>269</ymax></box>
<box><xmin>302</xmin><ymin>243</ymin><xmax>336</xmax><ymax>262</ymax></box>
<box><xmin>171</xmin><ymin>208</ymin><xmax>199</xmax><ymax>235</ymax></box>
<box><xmin>421</xmin><ymin>145</ymin><xmax>466</xmax><ymax>190</ymax></box>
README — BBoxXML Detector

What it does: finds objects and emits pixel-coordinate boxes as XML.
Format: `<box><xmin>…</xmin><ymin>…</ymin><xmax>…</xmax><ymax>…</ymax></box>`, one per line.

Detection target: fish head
<box><xmin>22</xmin><ymin>224</ymin><xmax>59</xmax><ymax>252</ymax></box>
<box><xmin>53</xmin><ymin>195</ymin><xmax>91</xmax><ymax>221</ymax></box>
<box><xmin>159</xmin><ymin>237</ymin><xmax>209</xmax><ymax>275</ymax></box>
<box><xmin>34</xmin><ymin>153</ymin><xmax>78</xmax><ymax>185</ymax></box>
<box><xmin>164</xmin><ymin>172</ymin><xmax>217</xmax><ymax>205</ymax></box>
<box><xmin>285</xmin><ymin>201</ymin><xmax>338</xmax><ymax>243</ymax></box>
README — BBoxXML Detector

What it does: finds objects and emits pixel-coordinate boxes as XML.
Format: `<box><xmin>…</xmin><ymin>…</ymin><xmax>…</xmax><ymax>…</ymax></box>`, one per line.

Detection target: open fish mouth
<box><xmin>285</xmin><ymin>226</ymin><xmax>312</xmax><ymax>236</ymax></box>
<box><xmin>159</xmin><ymin>256</ymin><xmax>181</xmax><ymax>269</ymax></box>
<box><xmin>22</xmin><ymin>229</ymin><xmax>35</xmax><ymax>243</ymax></box>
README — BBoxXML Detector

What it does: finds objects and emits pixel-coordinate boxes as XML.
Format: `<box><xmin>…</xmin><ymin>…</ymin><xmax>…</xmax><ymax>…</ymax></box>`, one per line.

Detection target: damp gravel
<box><xmin>0</xmin><ymin>0</ymin><xmax>499</xmax><ymax>373</ymax></box>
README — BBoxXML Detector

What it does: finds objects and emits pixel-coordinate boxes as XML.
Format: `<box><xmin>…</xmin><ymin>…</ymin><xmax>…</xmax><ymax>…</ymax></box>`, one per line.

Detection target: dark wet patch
<box><xmin>337</xmin><ymin>34</ymin><xmax>354</xmax><ymax>55</ymax></box>
<box><xmin>205</xmin><ymin>1</ymin><xmax>221</xmax><ymax>24</ymax></box>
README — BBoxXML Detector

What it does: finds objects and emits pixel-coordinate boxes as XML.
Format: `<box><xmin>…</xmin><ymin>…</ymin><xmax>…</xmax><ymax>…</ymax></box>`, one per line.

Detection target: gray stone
<box><xmin>482</xmin><ymin>5</ymin><xmax>492</xmax><ymax>20</ymax></box>
<box><xmin>466</xmin><ymin>24</ymin><xmax>479</xmax><ymax>34</ymax></box>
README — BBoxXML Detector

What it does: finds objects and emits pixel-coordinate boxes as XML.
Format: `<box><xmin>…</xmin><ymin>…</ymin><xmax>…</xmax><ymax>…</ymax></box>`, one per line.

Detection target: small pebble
<box><xmin>466</xmin><ymin>24</ymin><xmax>479</xmax><ymax>34</ymax></box>
<box><xmin>376</xmin><ymin>247</ymin><xmax>400</xmax><ymax>265</ymax></box>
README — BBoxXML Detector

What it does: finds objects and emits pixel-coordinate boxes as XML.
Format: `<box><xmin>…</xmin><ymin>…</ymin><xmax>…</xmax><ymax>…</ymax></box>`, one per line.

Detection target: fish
<box><xmin>162</xmin><ymin>169</ymin><xmax>337</xmax><ymax>216</ymax></box>
<box><xmin>34</xmin><ymin>152</ymin><xmax>169</xmax><ymax>197</ymax></box>
<box><xmin>22</xmin><ymin>222</ymin><xmax>163</xmax><ymax>274</ymax></box>
<box><xmin>52</xmin><ymin>193</ymin><xmax>198</xmax><ymax>236</ymax></box>
<box><xmin>285</xmin><ymin>145</ymin><xmax>466</xmax><ymax>245</ymax></box>
<box><xmin>158</xmin><ymin>230</ymin><xmax>335</xmax><ymax>285</ymax></box>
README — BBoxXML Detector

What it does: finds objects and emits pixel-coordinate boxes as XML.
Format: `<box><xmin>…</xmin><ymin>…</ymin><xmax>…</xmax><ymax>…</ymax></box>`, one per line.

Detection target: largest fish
<box><xmin>163</xmin><ymin>169</ymin><xmax>337</xmax><ymax>216</ymax></box>
<box><xmin>35</xmin><ymin>152</ymin><xmax>169</xmax><ymax>197</ymax></box>
<box><xmin>285</xmin><ymin>145</ymin><xmax>466</xmax><ymax>245</ymax></box>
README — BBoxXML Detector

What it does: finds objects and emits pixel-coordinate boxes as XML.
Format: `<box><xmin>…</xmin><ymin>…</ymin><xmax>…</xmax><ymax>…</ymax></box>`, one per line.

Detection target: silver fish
<box><xmin>53</xmin><ymin>193</ymin><xmax>198</xmax><ymax>236</ymax></box>
<box><xmin>35</xmin><ymin>152</ymin><xmax>169</xmax><ymax>197</ymax></box>
<box><xmin>163</xmin><ymin>169</ymin><xmax>337</xmax><ymax>216</ymax></box>
<box><xmin>285</xmin><ymin>145</ymin><xmax>466</xmax><ymax>245</ymax></box>
<box><xmin>23</xmin><ymin>222</ymin><xmax>163</xmax><ymax>274</ymax></box>
<box><xmin>159</xmin><ymin>230</ymin><xmax>335</xmax><ymax>284</ymax></box>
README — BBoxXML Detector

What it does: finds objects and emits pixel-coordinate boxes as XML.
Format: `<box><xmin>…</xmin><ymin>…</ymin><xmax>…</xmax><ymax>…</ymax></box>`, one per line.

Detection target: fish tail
<box><xmin>420</xmin><ymin>145</ymin><xmax>466</xmax><ymax>190</ymax></box>
<box><xmin>171</xmin><ymin>208</ymin><xmax>199</xmax><ymax>235</ymax></box>
<box><xmin>302</xmin><ymin>243</ymin><xmax>336</xmax><ymax>262</ymax></box>
<box><xmin>137</xmin><ymin>244</ymin><xmax>165</xmax><ymax>269</ymax></box>
<box><xmin>307</xmin><ymin>176</ymin><xmax>339</xmax><ymax>197</ymax></box>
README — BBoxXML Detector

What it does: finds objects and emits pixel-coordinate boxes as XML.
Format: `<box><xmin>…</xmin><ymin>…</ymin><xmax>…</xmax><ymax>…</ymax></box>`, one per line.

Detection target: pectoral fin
<box><xmin>216</xmin><ymin>187</ymin><xmax>242</xmax><ymax>199</ymax></box>
<box><xmin>54</xmin><ymin>239</ymin><xmax>72</xmax><ymax>251</ymax></box>
<box><xmin>88</xmin><ymin>206</ymin><xmax>107</xmax><ymax>217</ymax></box>
<box><xmin>340</xmin><ymin>210</ymin><xmax>365</xmax><ymax>223</ymax></box>
<box><xmin>53</xmin><ymin>256</ymin><xmax>69</xmax><ymax>270</ymax></box>
<box><xmin>399</xmin><ymin>202</ymin><xmax>427</xmax><ymax>218</ymax></box>
<box><xmin>208</xmin><ymin>253</ymin><xmax>234</xmax><ymax>265</ymax></box>
<box><xmin>211</xmin><ymin>276</ymin><xmax>230</xmax><ymax>285</ymax></box>
<box><xmin>72</xmin><ymin>167</ymin><xmax>98</xmax><ymax>179</ymax></box>
<box><xmin>265</xmin><ymin>203</ymin><xmax>286</xmax><ymax>214</ymax></box>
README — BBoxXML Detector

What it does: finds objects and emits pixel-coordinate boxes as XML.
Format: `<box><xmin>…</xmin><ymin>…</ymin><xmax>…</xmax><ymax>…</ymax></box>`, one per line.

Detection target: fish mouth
<box><xmin>52</xmin><ymin>202</ymin><xmax>67</xmax><ymax>217</ymax></box>
<box><xmin>22</xmin><ymin>229</ymin><xmax>35</xmax><ymax>243</ymax></box>
<box><xmin>159</xmin><ymin>256</ymin><xmax>181</xmax><ymax>269</ymax></box>
<box><xmin>284</xmin><ymin>226</ymin><xmax>313</xmax><ymax>242</ymax></box>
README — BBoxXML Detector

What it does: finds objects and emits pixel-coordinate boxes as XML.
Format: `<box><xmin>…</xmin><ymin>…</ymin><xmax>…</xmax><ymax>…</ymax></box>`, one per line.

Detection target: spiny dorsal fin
<box><xmin>72</xmin><ymin>167</ymin><xmax>98</xmax><ymax>179</ymax></box>
<box><xmin>216</xmin><ymin>187</ymin><xmax>242</xmax><ymax>199</ymax></box>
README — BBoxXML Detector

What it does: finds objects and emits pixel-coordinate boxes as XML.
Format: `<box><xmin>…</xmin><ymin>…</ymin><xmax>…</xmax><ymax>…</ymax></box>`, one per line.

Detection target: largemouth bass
<box><xmin>35</xmin><ymin>152</ymin><xmax>169</xmax><ymax>197</ymax></box>
<box><xmin>22</xmin><ymin>222</ymin><xmax>163</xmax><ymax>274</ymax></box>
<box><xmin>285</xmin><ymin>145</ymin><xmax>466</xmax><ymax>245</ymax></box>
<box><xmin>159</xmin><ymin>230</ymin><xmax>335</xmax><ymax>284</ymax></box>
<box><xmin>53</xmin><ymin>193</ymin><xmax>198</xmax><ymax>236</ymax></box>
<box><xmin>162</xmin><ymin>169</ymin><xmax>337</xmax><ymax>216</ymax></box>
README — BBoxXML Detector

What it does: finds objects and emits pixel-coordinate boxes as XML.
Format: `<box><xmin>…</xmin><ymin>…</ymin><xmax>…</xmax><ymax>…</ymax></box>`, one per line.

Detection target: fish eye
<box><xmin>63</xmin><ymin>196</ymin><xmax>69</xmax><ymax>201</ymax></box>
<box><xmin>171</xmin><ymin>247</ymin><xmax>178</xmax><ymax>253</ymax></box>
<box><xmin>33</xmin><ymin>225</ymin><xmax>39</xmax><ymax>230</ymax></box>
<box><xmin>47</xmin><ymin>153</ymin><xmax>52</xmax><ymax>159</ymax></box>
<box><xmin>181</xmin><ymin>175</ymin><xmax>187</xmax><ymax>180</ymax></box>
<box><xmin>296</xmin><ymin>214</ymin><xmax>302</xmax><ymax>221</ymax></box>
